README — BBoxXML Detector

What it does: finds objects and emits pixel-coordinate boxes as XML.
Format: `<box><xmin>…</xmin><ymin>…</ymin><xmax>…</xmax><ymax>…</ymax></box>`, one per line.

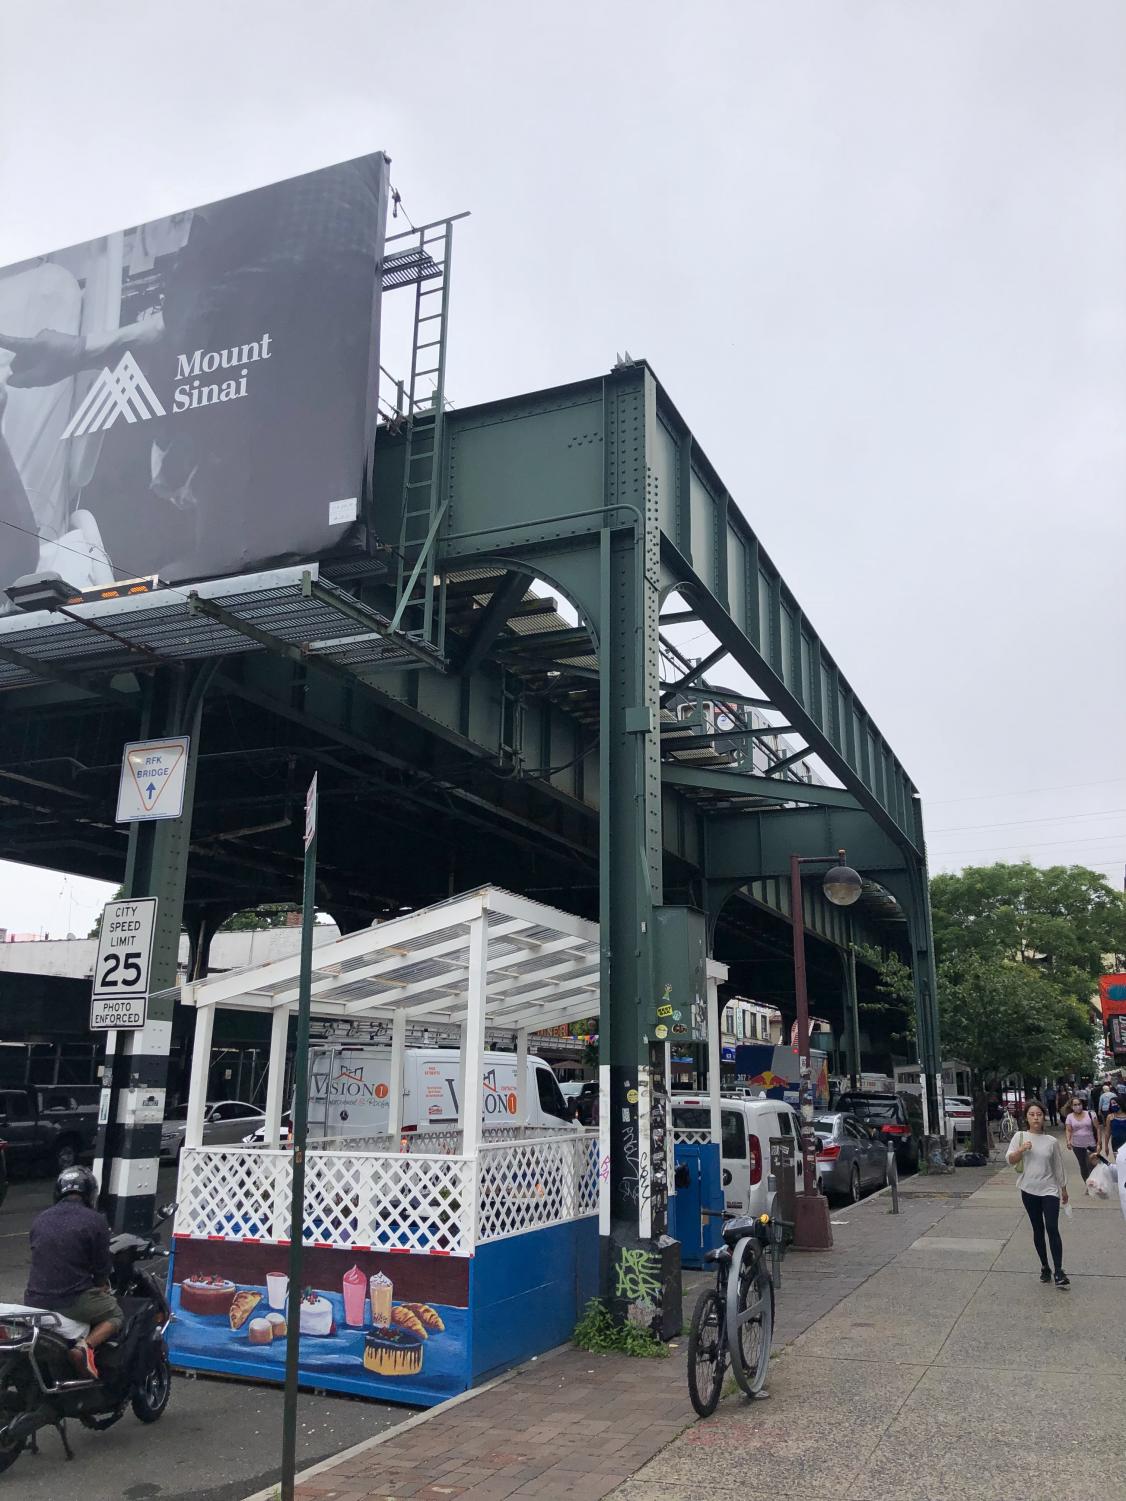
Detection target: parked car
<box><xmin>833</xmin><ymin>1091</ymin><xmax>922</xmax><ymax>1172</ymax></box>
<box><xmin>0</xmin><ymin>1136</ymin><xmax>8</xmax><ymax>1208</ymax></box>
<box><xmin>0</xmin><ymin>1086</ymin><xmax>99</xmax><ymax>1176</ymax></box>
<box><xmin>672</xmin><ymin>1095</ymin><xmax>805</xmax><ymax>1219</ymax></box>
<box><xmin>812</xmin><ymin>1112</ymin><xmax>889</xmax><ymax>1202</ymax></box>
<box><xmin>944</xmin><ymin>1095</ymin><xmax>974</xmax><ymax>1138</ymax></box>
<box><xmin>560</xmin><ymin>1081</ymin><xmax>598</xmax><ymax>1126</ymax></box>
<box><xmin>159</xmin><ymin>1099</ymin><xmax>266</xmax><ymax>1159</ymax></box>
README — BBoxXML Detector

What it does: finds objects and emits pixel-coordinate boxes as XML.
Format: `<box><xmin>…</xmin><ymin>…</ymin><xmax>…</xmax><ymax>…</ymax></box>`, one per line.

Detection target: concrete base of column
<box><xmin>792</xmin><ymin>1190</ymin><xmax>834</xmax><ymax>1251</ymax></box>
<box><xmin>601</xmin><ymin>1230</ymin><xmax>683</xmax><ymax>1340</ymax></box>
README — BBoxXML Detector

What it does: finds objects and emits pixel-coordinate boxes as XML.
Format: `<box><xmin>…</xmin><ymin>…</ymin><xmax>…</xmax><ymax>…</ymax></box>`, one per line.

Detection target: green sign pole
<box><xmin>280</xmin><ymin>773</ymin><xmax>317</xmax><ymax>1501</ymax></box>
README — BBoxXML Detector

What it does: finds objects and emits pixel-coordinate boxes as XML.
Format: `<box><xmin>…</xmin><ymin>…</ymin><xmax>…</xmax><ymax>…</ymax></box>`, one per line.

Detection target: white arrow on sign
<box><xmin>116</xmin><ymin>736</ymin><xmax>190</xmax><ymax>823</ymax></box>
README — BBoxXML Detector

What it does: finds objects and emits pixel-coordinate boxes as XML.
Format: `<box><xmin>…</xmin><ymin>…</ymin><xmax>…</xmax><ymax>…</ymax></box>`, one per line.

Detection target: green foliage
<box><xmin>572</xmin><ymin>1298</ymin><xmax>669</xmax><ymax>1359</ymax></box>
<box><xmin>938</xmin><ymin>954</ymin><xmax>1095</xmax><ymax>1082</ymax></box>
<box><xmin>87</xmin><ymin>886</ymin><xmax>125</xmax><ymax>938</ymax></box>
<box><xmin>931</xmin><ymin>862</ymin><xmax>1126</xmax><ymax>1002</ymax></box>
<box><xmin>853</xmin><ymin>943</ymin><xmax>915</xmax><ymax>1045</ymax></box>
<box><xmin>220</xmin><ymin>904</ymin><xmax>299</xmax><ymax>931</ymax></box>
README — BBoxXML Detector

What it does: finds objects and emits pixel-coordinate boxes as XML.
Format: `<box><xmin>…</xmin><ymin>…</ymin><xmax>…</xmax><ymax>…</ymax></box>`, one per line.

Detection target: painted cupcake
<box><xmin>362</xmin><ymin>1324</ymin><xmax>424</xmax><ymax>1377</ymax></box>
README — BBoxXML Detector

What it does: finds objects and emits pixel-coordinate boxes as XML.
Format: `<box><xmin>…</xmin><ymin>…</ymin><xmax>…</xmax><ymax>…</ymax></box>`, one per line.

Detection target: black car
<box><xmin>833</xmin><ymin>1091</ymin><xmax>922</xmax><ymax>1172</ymax></box>
<box><xmin>0</xmin><ymin>1136</ymin><xmax>7</xmax><ymax>1208</ymax></box>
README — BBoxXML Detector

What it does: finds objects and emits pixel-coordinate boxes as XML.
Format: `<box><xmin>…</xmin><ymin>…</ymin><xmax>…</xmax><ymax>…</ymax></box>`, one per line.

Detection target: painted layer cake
<box><xmin>362</xmin><ymin>1324</ymin><xmax>424</xmax><ymax>1377</ymax></box>
<box><xmin>180</xmin><ymin>1276</ymin><xmax>236</xmax><ymax>1316</ymax></box>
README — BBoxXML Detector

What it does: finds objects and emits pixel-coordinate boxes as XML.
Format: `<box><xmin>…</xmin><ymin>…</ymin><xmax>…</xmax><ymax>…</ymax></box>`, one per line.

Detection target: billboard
<box><xmin>0</xmin><ymin>153</ymin><xmax>390</xmax><ymax>600</ymax></box>
<box><xmin>1099</xmin><ymin>974</ymin><xmax>1126</xmax><ymax>1057</ymax></box>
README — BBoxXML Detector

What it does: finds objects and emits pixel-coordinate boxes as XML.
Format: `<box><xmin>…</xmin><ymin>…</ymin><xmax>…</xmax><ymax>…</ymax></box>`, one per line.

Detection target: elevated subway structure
<box><xmin>0</xmin><ymin>355</ymin><xmax>940</xmax><ymax>1326</ymax></box>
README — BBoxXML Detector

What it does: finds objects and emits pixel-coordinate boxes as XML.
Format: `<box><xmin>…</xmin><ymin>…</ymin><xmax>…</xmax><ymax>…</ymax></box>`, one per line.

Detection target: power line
<box><xmin>927</xmin><ymin>833</ymin><xmax>1126</xmax><ymax>857</ymax></box>
<box><xmin>929</xmin><ymin>807</ymin><xmax>1126</xmax><ymax>835</ymax></box>
<box><xmin>927</xmin><ymin>776</ymin><xmax>1126</xmax><ymax>806</ymax></box>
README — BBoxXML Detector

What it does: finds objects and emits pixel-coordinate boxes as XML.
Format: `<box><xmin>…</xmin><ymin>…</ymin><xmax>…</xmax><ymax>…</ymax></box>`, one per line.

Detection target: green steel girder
<box><xmin>384</xmin><ymin>361</ymin><xmax>924</xmax><ymax>861</ymax></box>
<box><xmin>704</xmin><ymin>804</ymin><xmax>910</xmax><ymax>884</ymax></box>
<box><xmin>662</xmin><ymin>763</ymin><xmax>860</xmax><ymax>811</ymax></box>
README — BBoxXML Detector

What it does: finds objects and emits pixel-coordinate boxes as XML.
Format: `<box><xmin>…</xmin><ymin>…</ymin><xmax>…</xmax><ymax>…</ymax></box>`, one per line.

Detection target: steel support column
<box><xmin>597</xmin><ymin>370</ymin><xmax>681</xmax><ymax>1336</ymax></box>
<box><xmin>96</xmin><ymin>665</ymin><xmax>213</xmax><ymax>1233</ymax></box>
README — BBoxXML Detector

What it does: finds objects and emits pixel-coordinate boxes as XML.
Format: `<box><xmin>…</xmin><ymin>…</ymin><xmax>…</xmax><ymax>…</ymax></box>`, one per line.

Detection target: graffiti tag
<box><xmin>614</xmin><ymin>1246</ymin><xmax>662</xmax><ymax>1303</ymax></box>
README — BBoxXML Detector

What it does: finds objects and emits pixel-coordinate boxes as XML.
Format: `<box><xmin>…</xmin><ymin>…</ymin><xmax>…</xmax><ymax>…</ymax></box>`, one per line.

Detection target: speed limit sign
<box><xmin>90</xmin><ymin>898</ymin><xmax>157</xmax><ymax>1031</ymax></box>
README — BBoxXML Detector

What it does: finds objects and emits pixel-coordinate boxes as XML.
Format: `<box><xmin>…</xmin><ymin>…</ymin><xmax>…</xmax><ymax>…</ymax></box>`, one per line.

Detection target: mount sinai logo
<box><xmin>60</xmin><ymin>352</ymin><xmax>166</xmax><ymax>438</ymax></box>
<box><xmin>60</xmin><ymin>334</ymin><xmax>273</xmax><ymax>439</ymax></box>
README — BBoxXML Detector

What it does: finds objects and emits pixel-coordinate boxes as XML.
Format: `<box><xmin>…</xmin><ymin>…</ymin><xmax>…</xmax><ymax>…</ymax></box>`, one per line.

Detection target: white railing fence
<box><xmin>673</xmin><ymin>1127</ymin><xmax>712</xmax><ymax>1145</ymax></box>
<box><xmin>175</xmin><ymin>1130</ymin><xmax>597</xmax><ymax>1257</ymax></box>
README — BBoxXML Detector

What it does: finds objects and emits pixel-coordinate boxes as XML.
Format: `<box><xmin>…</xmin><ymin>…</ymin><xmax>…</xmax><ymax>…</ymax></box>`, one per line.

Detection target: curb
<box><xmin>240</xmin><ymin>1342</ymin><xmax>571</xmax><ymax>1501</ymax></box>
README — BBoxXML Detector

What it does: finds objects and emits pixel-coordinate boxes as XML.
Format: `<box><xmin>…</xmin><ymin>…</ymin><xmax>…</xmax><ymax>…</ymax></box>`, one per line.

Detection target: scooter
<box><xmin>0</xmin><ymin>1201</ymin><xmax>176</xmax><ymax>1475</ymax></box>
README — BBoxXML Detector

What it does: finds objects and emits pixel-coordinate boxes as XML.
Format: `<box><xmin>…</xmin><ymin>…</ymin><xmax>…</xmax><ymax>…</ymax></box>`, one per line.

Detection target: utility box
<box><xmin>769</xmin><ymin>1135</ymin><xmax>798</xmax><ymax>1235</ymax></box>
<box><xmin>651</xmin><ymin>906</ymin><xmax>708</xmax><ymax>1044</ymax></box>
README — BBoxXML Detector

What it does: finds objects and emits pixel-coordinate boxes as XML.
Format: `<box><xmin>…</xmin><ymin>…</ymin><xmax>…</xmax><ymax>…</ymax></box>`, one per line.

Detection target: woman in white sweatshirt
<box><xmin>1007</xmin><ymin>1101</ymin><xmax>1069</xmax><ymax>1288</ymax></box>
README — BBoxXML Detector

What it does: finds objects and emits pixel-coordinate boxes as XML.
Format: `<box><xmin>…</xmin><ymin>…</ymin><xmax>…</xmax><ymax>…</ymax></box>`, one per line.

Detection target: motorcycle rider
<box><xmin>24</xmin><ymin>1166</ymin><xmax>123</xmax><ymax>1378</ymax></box>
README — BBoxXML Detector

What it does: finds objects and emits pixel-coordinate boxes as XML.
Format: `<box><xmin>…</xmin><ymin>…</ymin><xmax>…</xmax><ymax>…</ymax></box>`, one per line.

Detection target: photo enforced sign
<box><xmin>0</xmin><ymin>152</ymin><xmax>390</xmax><ymax>599</ymax></box>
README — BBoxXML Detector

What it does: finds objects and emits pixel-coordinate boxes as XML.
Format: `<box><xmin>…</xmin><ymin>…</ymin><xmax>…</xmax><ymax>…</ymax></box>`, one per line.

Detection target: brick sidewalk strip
<box><xmin>261</xmin><ymin>1167</ymin><xmax>996</xmax><ymax>1501</ymax></box>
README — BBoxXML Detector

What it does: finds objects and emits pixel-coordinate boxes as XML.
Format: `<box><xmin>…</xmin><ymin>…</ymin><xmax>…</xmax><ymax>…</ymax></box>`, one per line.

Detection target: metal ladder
<box><xmin>390</xmin><ymin>218</ymin><xmax>454</xmax><ymax>652</ymax></box>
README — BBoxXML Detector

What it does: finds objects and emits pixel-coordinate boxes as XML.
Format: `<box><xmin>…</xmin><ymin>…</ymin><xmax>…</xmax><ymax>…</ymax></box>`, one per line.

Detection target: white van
<box><xmin>305</xmin><ymin>1045</ymin><xmax>574</xmax><ymax>1140</ymax></box>
<box><xmin>672</xmin><ymin>1094</ymin><xmax>805</xmax><ymax>1218</ymax></box>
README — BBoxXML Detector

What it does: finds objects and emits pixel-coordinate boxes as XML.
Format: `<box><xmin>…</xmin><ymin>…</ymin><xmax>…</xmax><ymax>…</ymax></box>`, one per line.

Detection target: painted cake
<box><xmin>247</xmin><ymin>1317</ymin><xmax>273</xmax><ymax>1345</ymax></box>
<box><xmin>363</xmin><ymin>1324</ymin><xmax>424</xmax><ymax>1377</ymax></box>
<box><xmin>297</xmin><ymin>1291</ymin><xmax>334</xmax><ymax>1337</ymax></box>
<box><xmin>180</xmin><ymin>1276</ymin><xmax>236</xmax><ymax>1316</ymax></box>
<box><xmin>265</xmin><ymin>1312</ymin><xmax>287</xmax><ymax>1338</ymax></box>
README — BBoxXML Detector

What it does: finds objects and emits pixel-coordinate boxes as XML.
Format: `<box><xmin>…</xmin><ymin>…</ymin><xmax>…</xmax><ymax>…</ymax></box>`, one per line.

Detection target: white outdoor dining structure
<box><xmin>165</xmin><ymin>886</ymin><xmax>725</xmax><ymax>1403</ymax></box>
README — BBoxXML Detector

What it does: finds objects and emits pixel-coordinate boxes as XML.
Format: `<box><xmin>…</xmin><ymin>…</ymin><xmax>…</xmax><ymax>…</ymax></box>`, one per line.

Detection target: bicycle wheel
<box><xmin>727</xmin><ymin>1239</ymin><xmax>774</xmax><ymax>1398</ymax></box>
<box><xmin>999</xmin><ymin>1114</ymin><xmax>1015</xmax><ymax>1142</ymax></box>
<box><xmin>686</xmin><ymin>1286</ymin><xmax>726</xmax><ymax>1418</ymax></box>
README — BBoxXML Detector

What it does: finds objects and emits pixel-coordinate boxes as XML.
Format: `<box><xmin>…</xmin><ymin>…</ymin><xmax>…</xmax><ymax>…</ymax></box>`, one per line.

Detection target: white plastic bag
<box><xmin>1086</xmin><ymin>1161</ymin><xmax>1114</xmax><ymax>1199</ymax></box>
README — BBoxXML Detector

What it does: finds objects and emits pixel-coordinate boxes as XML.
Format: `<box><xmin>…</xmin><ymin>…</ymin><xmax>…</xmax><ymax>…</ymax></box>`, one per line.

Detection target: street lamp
<box><xmin>789</xmin><ymin>847</ymin><xmax>863</xmax><ymax>1251</ymax></box>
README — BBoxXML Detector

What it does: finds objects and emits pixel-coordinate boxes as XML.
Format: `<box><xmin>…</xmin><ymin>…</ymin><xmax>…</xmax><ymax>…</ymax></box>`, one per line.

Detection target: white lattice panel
<box><xmin>175</xmin><ymin>1147</ymin><xmax>292</xmax><ymax>1242</ymax></box>
<box><xmin>304</xmin><ymin>1150</ymin><xmax>471</xmax><ymax>1255</ymax></box>
<box><xmin>476</xmin><ymin>1133</ymin><xmax>599</xmax><ymax>1243</ymax></box>
<box><xmin>175</xmin><ymin>1146</ymin><xmax>472</xmax><ymax>1255</ymax></box>
<box><xmin>673</xmin><ymin>1128</ymin><xmax>712</xmax><ymax>1144</ymax></box>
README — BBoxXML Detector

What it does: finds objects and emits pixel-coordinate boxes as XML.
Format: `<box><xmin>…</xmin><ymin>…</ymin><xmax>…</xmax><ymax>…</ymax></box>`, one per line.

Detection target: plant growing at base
<box><xmin>572</xmin><ymin>1298</ymin><xmax>669</xmax><ymax>1358</ymax></box>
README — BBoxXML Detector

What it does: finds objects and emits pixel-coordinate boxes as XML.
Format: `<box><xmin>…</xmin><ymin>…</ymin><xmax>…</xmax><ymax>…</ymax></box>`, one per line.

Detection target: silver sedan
<box><xmin>813</xmin><ymin>1112</ymin><xmax>889</xmax><ymax>1203</ymax></box>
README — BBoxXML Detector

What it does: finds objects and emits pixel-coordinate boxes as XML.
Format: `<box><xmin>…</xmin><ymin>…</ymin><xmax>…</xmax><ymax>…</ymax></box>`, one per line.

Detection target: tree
<box><xmin>939</xmin><ymin>955</ymin><xmax>1096</xmax><ymax>1150</ymax></box>
<box><xmin>220</xmin><ymin>904</ymin><xmax>299</xmax><ymax>931</ymax></box>
<box><xmin>931</xmin><ymin>862</ymin><xmax>1122</xmax><ymax>1150</ymax></box>
<box><xmin>87</xmin><ymin>886</ymin><xmax>125</xmax><ymax>938</ymax></box>
<box><xmin>931</xmin><ymin>862</ymin><xmax>1126</xmax><ymax>1004</ymax></box>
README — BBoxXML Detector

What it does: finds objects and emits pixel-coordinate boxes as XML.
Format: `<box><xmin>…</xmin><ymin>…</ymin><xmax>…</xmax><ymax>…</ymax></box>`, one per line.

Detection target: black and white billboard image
<box><xmin>0</xmin><ymin>152</ymin><xmax>390</xmax><ymax>601</ymax></box>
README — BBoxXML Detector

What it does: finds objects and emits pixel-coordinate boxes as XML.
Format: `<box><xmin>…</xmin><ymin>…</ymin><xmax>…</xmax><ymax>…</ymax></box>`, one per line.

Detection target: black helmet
<box><xmin>54</xmin><ymin>1165</ymin><xmax>98</xmax><ymax>1207</ymax></box>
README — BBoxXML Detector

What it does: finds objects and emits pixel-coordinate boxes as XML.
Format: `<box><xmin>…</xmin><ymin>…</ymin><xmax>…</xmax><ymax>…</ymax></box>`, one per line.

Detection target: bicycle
<box><xmin>997</xmin><ymin>1109</ymin><xmax>1017</xmax><ymax>1143</ymax></box>
<box><xmin>686</xmin><ymin>1213</ymin><xmax>775</xmax><ymax>1418</ymax></box>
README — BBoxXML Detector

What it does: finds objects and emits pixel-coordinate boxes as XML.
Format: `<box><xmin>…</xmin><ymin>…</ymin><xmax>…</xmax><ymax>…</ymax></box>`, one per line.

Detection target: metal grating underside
<box><xmin>0</xmin><ymin>567</ymin><xmax>431</xmax><ymax>692</ymax></box>
<box><xmin>381</xmin><ymin>247</ymin><xmax>441</xmax><ymax>290</ymax></box>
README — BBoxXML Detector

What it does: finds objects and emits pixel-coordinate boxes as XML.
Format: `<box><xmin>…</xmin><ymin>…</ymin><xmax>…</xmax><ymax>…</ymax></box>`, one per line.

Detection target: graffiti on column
<box><xmin>614</xmin><ymin>1244</ymin><xmax>662</xmax><ymax>1326</ymax></box>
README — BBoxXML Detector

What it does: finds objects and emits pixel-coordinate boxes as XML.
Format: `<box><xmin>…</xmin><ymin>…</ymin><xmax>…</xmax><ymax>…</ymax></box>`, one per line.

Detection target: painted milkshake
<box><xmin>369</xmin><ymin>1271</ymin><xmax>392</xmax><ymax>1327</ymax></box>
<box><xmin>342</xmin><ymin>1265</ymin><xmax>367</xmax><ymax>1327</ymax></box>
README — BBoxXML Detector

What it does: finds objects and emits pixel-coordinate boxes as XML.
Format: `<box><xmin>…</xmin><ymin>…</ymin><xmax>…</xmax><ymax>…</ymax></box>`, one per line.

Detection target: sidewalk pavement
<box><xmin>261</xmin><ymin>1153</ymin><xmax>1124</xmax><ymax>1501</ymax></box>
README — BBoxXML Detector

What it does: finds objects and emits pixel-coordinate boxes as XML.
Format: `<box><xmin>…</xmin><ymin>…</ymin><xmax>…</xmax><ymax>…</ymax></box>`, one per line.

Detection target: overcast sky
<box><xmin>0</xmin><ymin>0</ymin><xmax>1123</xmax><ymax>935</ymax></box>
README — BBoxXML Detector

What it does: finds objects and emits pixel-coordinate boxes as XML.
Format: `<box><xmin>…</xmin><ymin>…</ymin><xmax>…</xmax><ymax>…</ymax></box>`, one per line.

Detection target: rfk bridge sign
<box><xmin>90</xmin><ymin>898</ymin><xmax>157</xmax><ymax>1031</ymax></box>
<box><xmin>115</xmin><ymin>736</ymin><xmax>190</xmax><ymax>822</ymax></box>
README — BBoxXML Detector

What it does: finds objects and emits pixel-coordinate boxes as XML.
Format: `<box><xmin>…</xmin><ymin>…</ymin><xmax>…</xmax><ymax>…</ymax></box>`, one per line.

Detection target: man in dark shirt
<box><xmin>25</xmin><ymin>1166</ymin><xmax>122</xmax><ymax>1377</ymax></box>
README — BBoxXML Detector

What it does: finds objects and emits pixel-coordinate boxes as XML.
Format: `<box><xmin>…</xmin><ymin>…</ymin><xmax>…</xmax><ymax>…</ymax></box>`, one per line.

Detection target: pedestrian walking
<box><xmin>1044</xmin><ymin>1083</ymin><xmax>1058</xmax><ymax>1126</ymax></box>
<box><xmin>1008</xmin><ymin>1101</ymin><xmax>1069</xmax><ymax>1288</ymax></box>
<box><xmin>1101</xmin><ymin>1098</ymin><xmax>1126</xmax><ymax>1160</ymax></box>
<box><xmin>1065</xmin><ymin>1095</ymin><xmax>1100</xmax><ymax>1181</ymax></box>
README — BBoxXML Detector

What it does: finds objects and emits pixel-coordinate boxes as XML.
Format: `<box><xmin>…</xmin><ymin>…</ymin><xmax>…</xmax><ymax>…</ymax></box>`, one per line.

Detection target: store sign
<box><xmin>0</xmin><ymin>153</ymin><xmax>389</xmax><ymax>597</ymax></box>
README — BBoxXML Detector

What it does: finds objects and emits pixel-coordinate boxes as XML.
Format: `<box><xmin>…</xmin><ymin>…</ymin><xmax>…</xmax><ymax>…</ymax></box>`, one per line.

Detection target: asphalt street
<box><xmin>0</xmin><ymin>1168</ymin><xmax>417</xmax><ymax>1501</ymax></box>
